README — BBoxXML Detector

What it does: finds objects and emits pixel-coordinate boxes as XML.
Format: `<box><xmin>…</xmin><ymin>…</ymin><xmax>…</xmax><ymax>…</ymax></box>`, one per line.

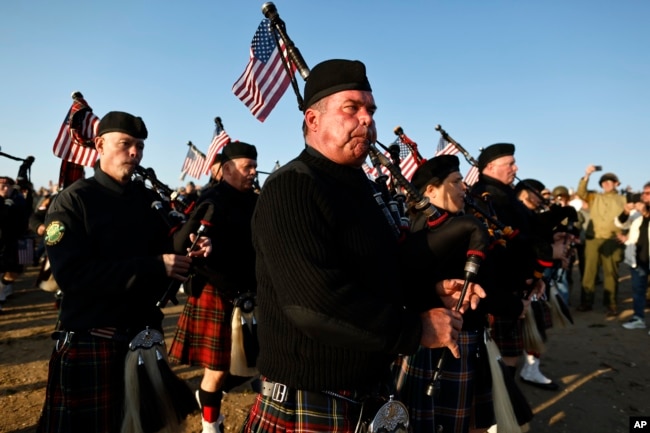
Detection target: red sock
<box><xmin>198</xmin><ymin>388</ymin><xmax>222</xmax><ymax>423</ymax></box>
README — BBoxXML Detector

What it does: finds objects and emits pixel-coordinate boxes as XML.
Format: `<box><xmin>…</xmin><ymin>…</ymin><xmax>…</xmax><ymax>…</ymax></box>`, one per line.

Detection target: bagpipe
<box><xmin>134</xmin><ymin>165</ymin><xmax>192</xmax><ymax>216</ymax></box>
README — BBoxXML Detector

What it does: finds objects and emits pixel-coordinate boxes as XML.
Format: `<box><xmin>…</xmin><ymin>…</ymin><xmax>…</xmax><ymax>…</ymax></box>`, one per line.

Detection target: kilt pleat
<box><xmin>395</xmin><ymin>330</ymin><xmax>494</xmax><ymax>433</ymax></box>
<box><xmin>36</xmin><ymin>336</ymin><xmax>129</xmax><ymax>433</ymax></box>
<box><xmin>168</xmin><ymin>283</ymin><xmax>234</xmax><ymax>370</ymax></box>
<box><xmin>240</xmin><ymin>388</ymin><xmax>362</xmax><ymax>433</ymax></box>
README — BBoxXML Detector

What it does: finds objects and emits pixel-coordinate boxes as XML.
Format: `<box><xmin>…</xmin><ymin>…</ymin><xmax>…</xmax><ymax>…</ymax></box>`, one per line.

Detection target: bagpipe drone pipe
<box><xmin>134</xmin><ymin>165</ymin><xmax>193</xmax><ymax>216</ymax></box>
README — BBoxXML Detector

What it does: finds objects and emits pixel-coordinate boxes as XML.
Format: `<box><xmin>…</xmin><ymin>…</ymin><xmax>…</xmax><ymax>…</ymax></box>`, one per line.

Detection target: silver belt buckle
<box><xmin>271</xmin><ymin>382</ymin><xmax>288</xmax><ymax>403</ymax></box>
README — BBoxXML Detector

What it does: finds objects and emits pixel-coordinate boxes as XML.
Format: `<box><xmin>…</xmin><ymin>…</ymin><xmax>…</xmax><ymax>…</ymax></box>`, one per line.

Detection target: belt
<box><xmin>51</xmin><ymin>327</ymin><xmax>132</xmax><ymax>348</ymax></box>
<box><xmin>260</xmin><ymin>380</ymin><xmax>364</xmax><ymax>405</ymax></box>
<box><xmin>260</xmin><ymin>380</ymin><xmax>290</xmax><ymax>403</ymax></box>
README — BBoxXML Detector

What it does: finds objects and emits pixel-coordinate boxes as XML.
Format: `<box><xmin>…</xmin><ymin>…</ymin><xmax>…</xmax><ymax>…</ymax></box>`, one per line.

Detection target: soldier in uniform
<box><xmin>36</xmin><ymin>111</ymin><xmax>211</xmax><ymax>433</ymax></box>
<box><xmin>169</xmin><ymin>141</ymin><xmax>259</xmax><ymax>433</ymax></box>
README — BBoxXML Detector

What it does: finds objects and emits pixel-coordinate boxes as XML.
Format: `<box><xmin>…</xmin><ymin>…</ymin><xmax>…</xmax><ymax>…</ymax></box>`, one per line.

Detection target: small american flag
<box><xmin>399</xmin><ymin>152</ymin><xmax>418</xmax><ymax>181</ymax></box>
<box><xmin>232</xmin><ymin>19</ymin><xmax>296</xmax><ymax>122</ymax></box>
<box><xmin>52</xmin><ymin>92</ymin><xmax>100</xmax><ymax>167</ymax></box>
<box><xmin>180</xmin><ymin>141</ymin><xmax>206</xmax><ymax>180</ymax></box>
<box><xmin>464</xmin><ymin>165</ymin><xmax>480</xmax><ymax>186</ymax></box>
<box><xmin>203</xmin><ymin>122</ymin><xmax>230</xmax><ymax>175</ymax></box>
<box><xmin>394</xmin><ymin>137</ymin><xmax>419</xmax><ymax>181</ymax></box>
<box><xmin>435</xmin><ymin>137</ymin><xmax>460</xmax><ymax>157</ymax></box>
<box><xmin>364</xmin><ymin>138</ymin><xmax>419</xmax><ymax>183</ymax></box>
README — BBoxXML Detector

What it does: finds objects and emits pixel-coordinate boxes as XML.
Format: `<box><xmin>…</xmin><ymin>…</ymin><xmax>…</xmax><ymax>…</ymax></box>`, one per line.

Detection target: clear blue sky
<box><xmin>1</xmin><ymin>0</ymin><xmax>648</xmax><ymax>195</ymax></box>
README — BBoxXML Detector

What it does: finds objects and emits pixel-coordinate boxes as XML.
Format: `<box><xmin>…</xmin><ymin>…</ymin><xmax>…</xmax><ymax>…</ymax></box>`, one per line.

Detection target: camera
<box><xmin>627</xmin><ymin>192</ymin><xmax>642</xmax><ymax>203</ymax></box>
<box><xmin>593</xmin><ymin>165</ymin><xmax>602</xmax><ymax>171</ymax></box>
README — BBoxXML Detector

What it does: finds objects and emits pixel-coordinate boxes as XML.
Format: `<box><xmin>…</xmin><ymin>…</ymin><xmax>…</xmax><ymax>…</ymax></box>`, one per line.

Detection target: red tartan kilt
<box><xmin>168</xmin><ymin>283</ymin><xmax>234</xmax><ymax>370</ymax></box>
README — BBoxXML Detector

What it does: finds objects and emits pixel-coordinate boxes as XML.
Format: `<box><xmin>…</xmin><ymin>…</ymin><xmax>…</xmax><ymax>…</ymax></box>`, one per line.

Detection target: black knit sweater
<box><xmin>252</xmin><ymin>148</ymin><xmax>422</xmax><ymax>391</ymax></box>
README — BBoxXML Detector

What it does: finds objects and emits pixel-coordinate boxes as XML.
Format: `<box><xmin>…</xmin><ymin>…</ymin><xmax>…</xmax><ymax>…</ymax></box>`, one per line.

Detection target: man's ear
<box><xmin>304</xmin><ymin>108</ymin><xmax>318</xmax><ymax>131</ymax></box>
<box><xmin>94</xmin><ymin>136</ymin><xmax>104</xmax><ymax>154</ymax></box>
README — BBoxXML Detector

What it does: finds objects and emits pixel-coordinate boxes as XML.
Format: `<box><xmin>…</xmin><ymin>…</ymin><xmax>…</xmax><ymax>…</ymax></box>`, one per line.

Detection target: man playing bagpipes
<box><xmin>168</xmin><ymin>141</ymin><xmax>260</xmax><ymax>433</ymax></box>
<box><xmin>393</xmin><ymin>154</ymin><xmax>499</xmax><ymax>433</ymax></box>
<box><xmin>37</xmin><ymin>111</ymin><xmax>212</xmax><ymax>433</ymax></box>
<box><xmin>466</xmin><ymin>144</ymin><xmax>555</xmax><ymax>428</ymax></box>
<box><xmin>239</xmin><ymin>58</ymin><xmax>487</xmax><ymax>433</ymax></box>
<box><xmin>514</xmin><ymin>178</ymin><xmax>577</xmax><ymax>390</ymax></box>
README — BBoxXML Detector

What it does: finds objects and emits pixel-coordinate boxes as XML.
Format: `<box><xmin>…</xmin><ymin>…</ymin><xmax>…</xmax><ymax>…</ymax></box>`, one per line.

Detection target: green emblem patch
<box><xmin>45</xmin><ymin>221</ymin><xmax>65</xmax><ymax>246</ymax></box>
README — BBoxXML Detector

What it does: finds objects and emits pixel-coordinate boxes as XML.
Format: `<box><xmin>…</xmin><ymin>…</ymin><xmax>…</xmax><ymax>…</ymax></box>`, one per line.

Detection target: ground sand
<box><xmin>1</xmin><ymin>265</ymin><xmax>649</xmax><ymax>433</ymax></box>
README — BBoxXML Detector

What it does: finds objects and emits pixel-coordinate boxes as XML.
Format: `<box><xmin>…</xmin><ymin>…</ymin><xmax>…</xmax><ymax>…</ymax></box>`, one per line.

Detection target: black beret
<box><xmin>477</xmin><ymin>143</ymin><xmax>515</xmax><ymax>171</ymax></box>
<box><xmin>222</xmin><ymin>141</ymin><xmax>257</xmax><ymax>162</ymax></box>
<box><xmin>210</xmin><ymin>153</ymin><xmax>223</xmax><ymax>166</ymax></box>
<box><xmin>302</xmin><ymin>59</ymin><xmax>372</xmax><ymax>111</ymax></box>
<box><xmin>599</xmin><ymin>172</ymin><xmax>619</xmax><ymax>186</ymax></box>
<box><xmin>411</xmin><ymin>155</ymin><xmax>461</xmax><ymax>191</ymax></box>
<box><xmin>97</xmin><ymin>111</ymin><xmax>148</xmax><ymax>139</ymax></box>
<box><xmin>515</xmin><ymin>178</ymin><xmax>545</xmax><ymax>195</ymax></box>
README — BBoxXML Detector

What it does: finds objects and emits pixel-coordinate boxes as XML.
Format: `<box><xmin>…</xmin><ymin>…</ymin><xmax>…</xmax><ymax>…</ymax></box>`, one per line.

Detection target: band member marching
<box><xmin>168</xmin><ymin>141</ymin><xmax>260</xmax><ymax>433</ymax></box>
<box><xmin>36</xmin><ymin>111</ymin><xmax>211</xmax><ymax>433</ymax></box>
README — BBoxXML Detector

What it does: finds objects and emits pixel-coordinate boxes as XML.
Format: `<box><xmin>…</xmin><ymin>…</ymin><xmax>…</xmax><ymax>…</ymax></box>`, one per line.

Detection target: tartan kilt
<box><xmin>168</xmin><ymin>283</ymin><xmax>234</xmax><ymax>370</ymax></box>
<box><xmin>394</xmin><ymin>329</ymin><xmax>494</xmax><ymax>433</ymax></box>
<box><xmin>239</xmin><ymin>386</ymin><xmax>362</xmax><ymax>433</ymax></box>
<box><xmin>488</xmin><ymin>314</ymin><xmax>524</xmax><ymax>357</ymax></box>
<box><xmin>36</xmin><ymin>336</ymin><xmax>129</xmax><ymax>433</ymax></box>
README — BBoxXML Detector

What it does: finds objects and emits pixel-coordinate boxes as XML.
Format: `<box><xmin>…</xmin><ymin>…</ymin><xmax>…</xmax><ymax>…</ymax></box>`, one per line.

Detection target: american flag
<box><xmin>363</xmin><ymin>137</ymin><xmax>419</xmax><ymax>182</ymax></box>
<box><xmin>399</xmin><ymin>152</ymin><xmax>418</xmax><ymax>181</ymax></box>
<box><xmin>435</xmin><ymin>136</ymin><xmax>460</xmax><ymax>157</ymax></box>
<box><xmin>203</xmin><ymin>122</ymin><xmax>230</xmax><ymax>175</ymax></box>
<box><xmin>180</xmin><ymin>141</ymin><xmax>206</xmax><ymax>180</ymax></box>
<box><xmin>52</xmin><ymin>92</ymin><xmax>100</xmax><ymax>166</ymax></box>
<box><xmin>464</xmin><ymin>165</ymin><xmax>480</xmax><ymax>186</ymax></box>
<box><xmin>232</xmin><ymin>19</ymin><xmax>296</xmax><ymax>122</ymax></box>
<box><xmin>395</xmin><ymin>137</ymin><xmax>419</xmax><ymax>181</ymax></box>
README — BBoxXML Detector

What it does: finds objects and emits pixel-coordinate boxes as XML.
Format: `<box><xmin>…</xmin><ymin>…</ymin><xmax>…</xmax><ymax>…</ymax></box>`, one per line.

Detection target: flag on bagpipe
<box><xmin>435</xmin><ymin>134</ymin><xmax>480</xmax><ymax>186</ymax></box>
<box><xmin>232</xmin><ymin>18</ymin><xmax>296</xmax><ymax>122</ymax></box>
<box><xmin>180</xmin><ymin>141</ymin><xmax>206</xmax><ymax>180</ymax></box>
<box><xmin>464</xmin><ymin>165</ymin><xmax>480</xmax><ymax>186</ymax></box>
<box><xmin>435</xmin><ymin>135</ymin><xmax>460</xmax><ymax>157</ymax></box>
<box><xmin>203</xmin><ymin>118</ymin><xmax>231</xmax><ymax>175</ymax></box>
<box><xmin>52</xmin><ymin>92</ymin><xmax>100</xmax><ymax>165</ymax></box>
<box><xmin>52</xmin><ymin>92</ymin><xmax>101</xmax><ymax>188</ymax></box>
<box><xmin>363</xmin><ymin>135</ymin><xmax>419</xmax><ymax>182</ymax></box>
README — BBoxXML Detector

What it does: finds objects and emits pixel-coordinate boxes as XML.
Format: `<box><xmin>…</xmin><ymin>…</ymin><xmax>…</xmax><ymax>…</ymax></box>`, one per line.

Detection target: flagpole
<box><xmin>434</xmin><ymin>124</ymin><xmax>479</xmax><ymax>167</ymax></box>
<box><xmin>262</xmin><ymin>2</ymin><xmax>307</xmax><ymax>110</ymax></box>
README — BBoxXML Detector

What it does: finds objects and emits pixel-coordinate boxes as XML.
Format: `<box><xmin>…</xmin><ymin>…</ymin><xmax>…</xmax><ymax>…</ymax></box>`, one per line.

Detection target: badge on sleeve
<box><xmin>45</xmin><ymin>221</ymin><xmax>65</xmax><ymax>246</ymax></box>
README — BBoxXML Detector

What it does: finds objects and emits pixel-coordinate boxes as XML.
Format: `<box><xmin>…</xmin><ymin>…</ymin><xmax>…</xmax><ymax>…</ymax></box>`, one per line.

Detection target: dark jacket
<box><xmin>45</xmin><ymin>165</ymin><xmax>174</xmax><ymax>332</ymax></box>
<box><xmin>252</xmin><ymin>147</ymin><xmax>422</xmax><ymax>391</ymax></box>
